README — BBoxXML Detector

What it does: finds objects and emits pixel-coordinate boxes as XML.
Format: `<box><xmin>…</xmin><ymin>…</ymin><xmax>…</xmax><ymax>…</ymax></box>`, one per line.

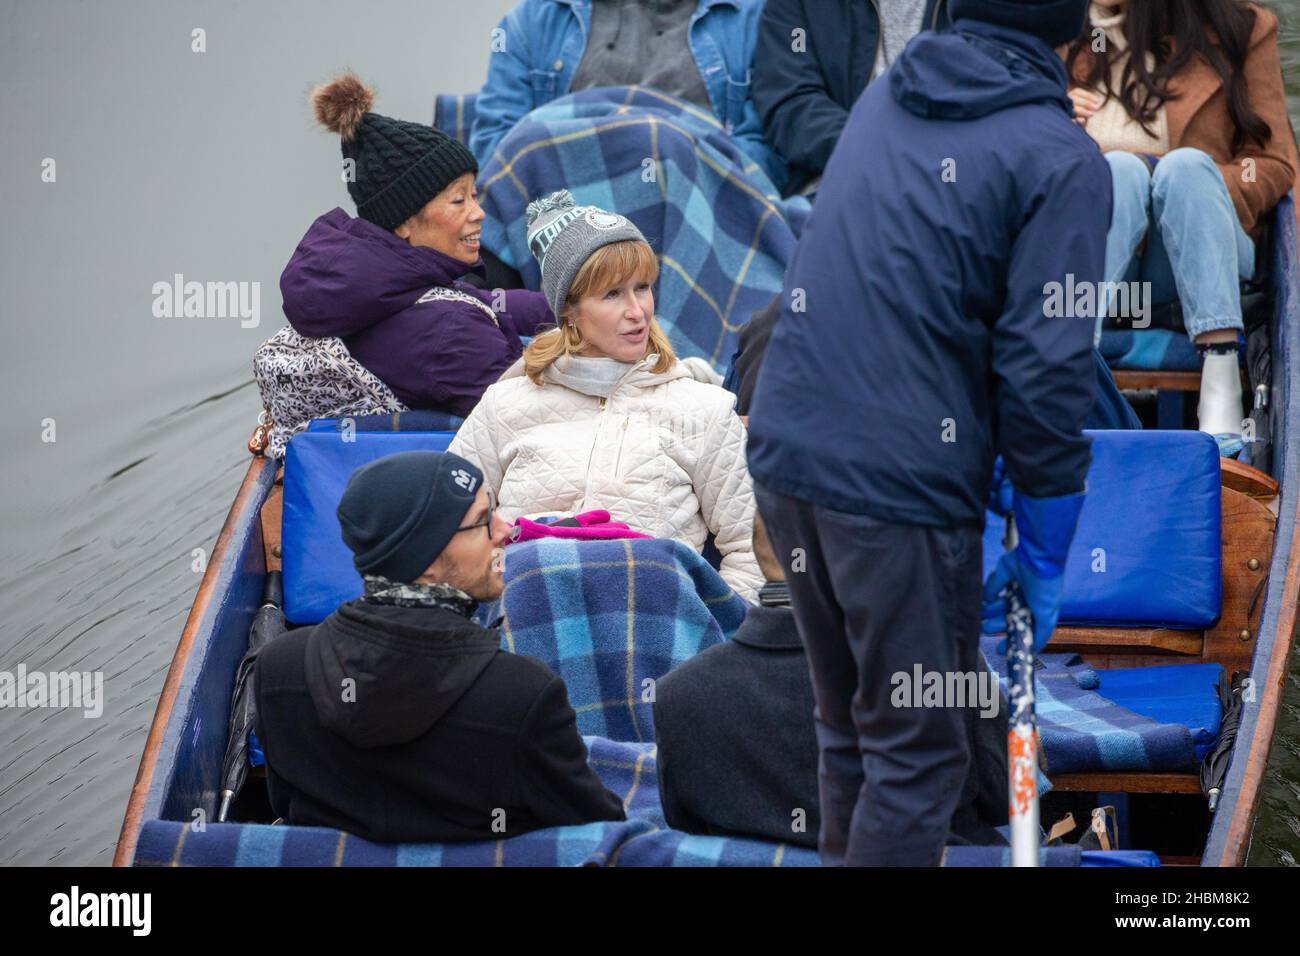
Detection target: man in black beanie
<box><xmin>749</xmin><ymin>0</ymin><xmax>1103</xmax><ymax>865</ymax></box>
<box><xmin>255</xmin><ymin>451</ymin><xmax>625</xmax><ymax>843</ymax></box>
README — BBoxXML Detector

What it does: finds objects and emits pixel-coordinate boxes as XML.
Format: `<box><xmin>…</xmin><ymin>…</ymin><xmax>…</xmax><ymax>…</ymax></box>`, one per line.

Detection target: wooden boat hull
<box><xmin>114</xmin><ymin>457</ymin><xmax>276</xmax><ymax>866</ymax></box>
<box><xmin>116</xmin><ymin>198</ymin><xmax>1300</xmax><ymax>867</ymax></box>
<box><xmin>1204</xmin><ymin>193</ymin><xmax>1300</xmax><ymax>865</ymax></box>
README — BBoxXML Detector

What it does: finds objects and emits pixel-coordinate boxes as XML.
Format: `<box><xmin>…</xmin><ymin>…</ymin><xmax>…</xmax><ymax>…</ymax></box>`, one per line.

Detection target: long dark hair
<box><xmin>1065</xmin><ymin>0</ymin><xmax>1272</xmax><ymax>153</ymax></box>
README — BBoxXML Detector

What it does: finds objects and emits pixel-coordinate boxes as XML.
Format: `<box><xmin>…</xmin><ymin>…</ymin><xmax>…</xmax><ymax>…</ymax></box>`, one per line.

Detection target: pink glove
<box><xmin>510</xmin><ymin>510</ymin><xmax>654</xmax><ymax>543</ymax></box>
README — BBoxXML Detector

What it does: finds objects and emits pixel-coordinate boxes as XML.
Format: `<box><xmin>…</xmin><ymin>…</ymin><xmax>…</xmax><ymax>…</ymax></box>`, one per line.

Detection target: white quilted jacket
<box><xmin>449</xmin><ymin>355</ymin><xmax>763</xmax><ymax>603</ymax></box>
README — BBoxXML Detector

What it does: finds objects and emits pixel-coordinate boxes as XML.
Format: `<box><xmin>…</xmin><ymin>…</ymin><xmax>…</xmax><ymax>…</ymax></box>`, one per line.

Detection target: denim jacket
<box><xmin>470</xmin><ymin>0</ymin><xmax>785</xmax><ymax>188</ymax></box>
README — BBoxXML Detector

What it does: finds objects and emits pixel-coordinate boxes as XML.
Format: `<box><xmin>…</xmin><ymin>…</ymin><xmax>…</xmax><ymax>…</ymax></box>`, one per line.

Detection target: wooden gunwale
<box><xmin>112</xmin><ymin>456</ymin><xmax>270</xmax><ymax>867</ymax></box>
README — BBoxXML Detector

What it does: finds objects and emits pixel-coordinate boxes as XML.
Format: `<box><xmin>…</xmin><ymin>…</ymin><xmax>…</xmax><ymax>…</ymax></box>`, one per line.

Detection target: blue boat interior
<box><xmin>122</xmin><ymin>146</ymin><xmax>1297</xmax><ymax>865</ymax></box>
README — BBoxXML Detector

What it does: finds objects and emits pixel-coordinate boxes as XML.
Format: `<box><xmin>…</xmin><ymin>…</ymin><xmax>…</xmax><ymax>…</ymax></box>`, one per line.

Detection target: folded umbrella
<box><xmin>217</xmin><ymin>571</ymin><xmax>285</xmax><ymax>823</ymax></box>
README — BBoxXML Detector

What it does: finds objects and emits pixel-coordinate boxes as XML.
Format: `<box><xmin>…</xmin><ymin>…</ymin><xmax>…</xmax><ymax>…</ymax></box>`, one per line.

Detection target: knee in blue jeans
<box><xmin>1151</xmin><ymin>147</ymin><xmax>1220</xmax><ymax>196</ymax></box>
<box><xmin>1107</xmin><ymin>150</ymin><xmax>1153</xmax><ymax>204</ymax></box>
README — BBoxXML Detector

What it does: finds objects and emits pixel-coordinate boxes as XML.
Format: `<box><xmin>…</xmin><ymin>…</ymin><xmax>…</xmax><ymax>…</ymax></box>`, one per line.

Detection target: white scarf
<box><xmin>544</xmin><ymin>353</ymin><xmax>639</xmax><ymax>398</ymax></box>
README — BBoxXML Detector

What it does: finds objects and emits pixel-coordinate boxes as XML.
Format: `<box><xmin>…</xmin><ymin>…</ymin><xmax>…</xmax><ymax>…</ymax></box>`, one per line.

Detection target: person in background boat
<box><xmin>470</xmin><ymin>0</ymin><xmax>784</xmax><ymax>188</ymax></box>
<box><xmin>449</xmin><ymin>191</ymin><xmax>764</xmax><ymax>604</ymax></box>
<box><xmin>255</xmin><ymin>451</ymin><xmax>625</xmax><ymax>843</ymax></box>
<box><xmin>747</xmin><ymin>0</ymin><xmax>1103</xmax><ymax>865</ymax></box>
<box><xmin>1064</xmin><ymin>0</ymin><xmax>1298</xmax><ymax>452</ymax></box>
<box><xmin>753</xmin><ymin>0</ymin><xmax>952</xmax><ymax>199</ymax></box>
<box><xmin>279</xmin><ymin>74</ymin><xmax>554</xmax><ymax>419</ymax></box>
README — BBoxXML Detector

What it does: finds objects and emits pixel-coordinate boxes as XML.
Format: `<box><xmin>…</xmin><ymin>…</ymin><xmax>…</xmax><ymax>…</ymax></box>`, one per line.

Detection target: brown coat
<box><xmin>1067</xmin><ymin>3</ymin><xmax>1298</xmax><ymax>237</ymax></box>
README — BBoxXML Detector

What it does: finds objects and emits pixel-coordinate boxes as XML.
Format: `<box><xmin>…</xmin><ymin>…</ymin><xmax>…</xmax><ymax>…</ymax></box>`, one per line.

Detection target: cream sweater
<box><xmin>1084</xmin><ymin>2</ymin><xmax>1170</xmax><ymax>156</ymax></box>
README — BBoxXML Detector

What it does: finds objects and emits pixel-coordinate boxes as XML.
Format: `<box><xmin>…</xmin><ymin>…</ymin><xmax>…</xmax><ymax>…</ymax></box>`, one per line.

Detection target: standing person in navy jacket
<box><xmin>747</xmin><ymin>0</ymin><xmax>1104</xmax><ymax>866</ymax></box>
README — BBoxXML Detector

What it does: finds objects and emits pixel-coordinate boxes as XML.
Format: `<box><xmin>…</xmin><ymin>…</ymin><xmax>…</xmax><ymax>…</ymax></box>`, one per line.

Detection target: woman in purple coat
<box><xmin>279</xmin><ymin>74</ymin><xmax>554</xmax><ymax>418</ymax></box>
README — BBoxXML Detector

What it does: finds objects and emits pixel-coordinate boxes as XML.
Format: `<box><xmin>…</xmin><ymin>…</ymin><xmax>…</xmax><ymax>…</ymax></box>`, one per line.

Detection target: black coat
<box><xmin>255</xmin><ymin>600</ymin><xmax>625</xmax><ymax>843</ymax></box>
<box><xmin>653</xmin><ymin>605</ymin><xmax>821</xmax><ymax>848</ymax></box>
<box><xmin>753</xmin><ymin>0</ymin><xmax>950</xmax><ymax>194</ymax></box>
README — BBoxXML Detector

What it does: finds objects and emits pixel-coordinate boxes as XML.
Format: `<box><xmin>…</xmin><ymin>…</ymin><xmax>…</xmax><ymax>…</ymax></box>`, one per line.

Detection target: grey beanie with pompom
<box><xmin>525</xmin><ymin>190</ymin><xmax>648</xmax><ymax>320</ymax></box>
<box><xmin>310</xmin><ymin>72</ymin><xmax>477</xmax><ymax>232</ymax></box>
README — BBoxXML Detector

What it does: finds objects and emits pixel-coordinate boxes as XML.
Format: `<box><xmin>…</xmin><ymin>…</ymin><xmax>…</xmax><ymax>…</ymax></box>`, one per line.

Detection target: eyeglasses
<box><xmin>453</xmin><ymin>490</ymin><xmax>497</xmax><ymax>538</ymax></box>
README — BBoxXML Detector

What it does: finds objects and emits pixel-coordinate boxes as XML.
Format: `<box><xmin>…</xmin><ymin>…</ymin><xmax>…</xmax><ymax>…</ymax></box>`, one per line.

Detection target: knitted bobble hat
<box><xmin>311</xmin><ymin>72</ymin><xmax>478</xmax><ymax>232</ymax></box>
<box><xmin>525</xmin><ymin>190</ymin><xmax>648</xmax><ymax>319</ymax></box>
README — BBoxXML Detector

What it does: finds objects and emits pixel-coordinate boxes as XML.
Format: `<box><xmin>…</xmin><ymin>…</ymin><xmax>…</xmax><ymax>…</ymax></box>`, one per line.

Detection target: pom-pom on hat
<box><xmin>310</xmin><ymin>72</ymin><xmax>478</xmax><ymax>232</ymax></box>
<box><xmin>525</xmin><ymin>189</ymin><xmax>649</xmax><ymax>319</ymax></box>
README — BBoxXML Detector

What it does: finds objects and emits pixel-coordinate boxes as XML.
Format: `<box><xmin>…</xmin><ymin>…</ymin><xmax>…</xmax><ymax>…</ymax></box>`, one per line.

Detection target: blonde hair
<box><xmin>523</xmin><ymin>240</ymin><xmax>676</xmax><ymax>385</ymax></box>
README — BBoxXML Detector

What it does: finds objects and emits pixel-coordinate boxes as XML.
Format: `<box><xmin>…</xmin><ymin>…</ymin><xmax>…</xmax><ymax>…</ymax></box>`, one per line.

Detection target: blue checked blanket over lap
<box><xmin>982</xmin><ymin>639</ymin><xmax>1201</xmax><ymax>773</ymax></box>
<box><xmin>474</xmin><ymin>85</ymin><xmax>811</xmax><ymax>371</ymax></box>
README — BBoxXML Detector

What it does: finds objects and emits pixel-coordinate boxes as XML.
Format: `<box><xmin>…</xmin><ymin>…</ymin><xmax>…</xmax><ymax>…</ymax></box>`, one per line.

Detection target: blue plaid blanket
<box><xmin>135</xmin><ymin>736</ymin><xmax>820</xmax><ymax>867</ymax></box>
<box><xmin>983</xmin><ymin>639</ymin><xmax>1205</xmax><ymax>773</ymax></box>
<box><xmin>134</xmin><ymin>733</ymin><xmax>1149</xmax><ymax>866</ymax></box>
<box><xmin>475</xmin><ymin>85</ymin><xmax>811</xmax><ymax>371</ymax></box>
<box><xmin>477</xmin><ymin>537</ymin><xmax>750</xmax><ymax>741</ymax></box>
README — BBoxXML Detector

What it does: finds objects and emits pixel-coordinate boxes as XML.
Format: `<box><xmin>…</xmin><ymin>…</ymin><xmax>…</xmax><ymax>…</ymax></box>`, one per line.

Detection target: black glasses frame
<box><xmin>453</xmin><ymin>490</ymin><xmax>497</xmax><ymax>538</ymax></box>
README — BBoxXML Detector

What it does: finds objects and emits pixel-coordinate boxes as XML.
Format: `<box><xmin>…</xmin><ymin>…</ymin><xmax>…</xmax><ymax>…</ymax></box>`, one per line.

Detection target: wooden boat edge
<box><xmin>112</xmin><ymin>456</ymin><xmax>274</xmax><ymax>867</ymax></box>
<box><xmin>1205</xmin><ymin>193</ymin><xmax>1300</xmax><ymax>866</ymax></box>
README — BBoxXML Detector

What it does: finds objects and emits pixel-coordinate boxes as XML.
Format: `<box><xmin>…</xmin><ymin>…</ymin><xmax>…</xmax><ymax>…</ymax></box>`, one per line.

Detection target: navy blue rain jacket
<box><xmin>747</xmin><ymin>19</ymin><xmax>1111</xmax><ymax>529</ymax></box>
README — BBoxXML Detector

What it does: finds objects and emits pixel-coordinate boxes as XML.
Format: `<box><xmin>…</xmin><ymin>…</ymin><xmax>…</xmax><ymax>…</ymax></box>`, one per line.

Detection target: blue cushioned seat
<box><xmin>281</xmin><ymin>429</ymin><xmax>458</xmax><ymax>625</ymax></box>
<box><xmin>1095</xmin><ymin>663</ymin><xmax>1224</xmax><ymax>762</ymax></box>
<box><xmin>984</xmin><ymin>430</ymin><xmax>1222</xmax><ymax>629</ymax></box>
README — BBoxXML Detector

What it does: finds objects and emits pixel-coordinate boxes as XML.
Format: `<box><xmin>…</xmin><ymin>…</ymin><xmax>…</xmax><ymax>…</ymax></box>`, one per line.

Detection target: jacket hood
<box><xmin>303</xmin><ymin>600</ymin><xmax>499</xmax><ymax>749</ymax></box>
<box><xmin>891</xmin><ymin>18</ymin><xmax>1072</xmax><ymax>121</ymax></box>
<box><xmin>280</xmin><ymin>207</ymin><xmax>486</xmax><ymax>338</ymax></box>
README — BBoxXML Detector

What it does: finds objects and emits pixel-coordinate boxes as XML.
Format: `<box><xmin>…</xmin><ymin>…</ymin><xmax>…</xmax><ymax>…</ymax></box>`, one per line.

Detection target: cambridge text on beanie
<box><xmin>948</xmin><ymin>0</ymin><xmax>1090</xmax><ymax>47</ymax></box>
<box><xmin>310</xmin><ymin>72</ymin><xmax>478</xmax><ymax>232</ymax></box>
<box><xmin>336</xmin><ymin>451</ymin><xmax>485</xmax><ymax>583</ymax></box>
<box><xmin>525</xmin><ymin>189</ymin><xmax>649</xmax><ymax>320</ymax></box>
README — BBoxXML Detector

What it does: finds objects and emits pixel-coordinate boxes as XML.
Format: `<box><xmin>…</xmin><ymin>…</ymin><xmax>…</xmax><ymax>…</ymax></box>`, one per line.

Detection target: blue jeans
<box><xmin>1101</xmin><ymin>148</ymin><xmax>1255</xmax><ymax>345</ymax></box>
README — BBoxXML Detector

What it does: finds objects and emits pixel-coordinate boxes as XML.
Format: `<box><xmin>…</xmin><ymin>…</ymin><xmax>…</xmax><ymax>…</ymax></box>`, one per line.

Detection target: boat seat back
<box><xmin>281</xmin><ymin>429</ymin><xmax>457</xmax><ymax>625</ymax></box>
<box><xmin>305</xmin><ymin>410</ymin><xmax>464</xmax><ymax>434</ymax></box>
<box><xmin>983</xmin><ymin>430</ymin><xmax>1222</xmax><ymax>629</ymax></box>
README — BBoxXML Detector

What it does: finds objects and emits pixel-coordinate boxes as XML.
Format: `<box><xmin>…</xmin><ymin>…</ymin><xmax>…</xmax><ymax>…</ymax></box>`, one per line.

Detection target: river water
<box><xmin>1</xmin><ymin>0</ymin><xmax>1298</xmax><ymax>867</ymax></box>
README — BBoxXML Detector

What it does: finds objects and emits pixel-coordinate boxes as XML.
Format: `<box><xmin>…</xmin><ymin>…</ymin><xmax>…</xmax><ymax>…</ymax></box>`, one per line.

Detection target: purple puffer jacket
<box><xmin>279</xmin><ymin>208</ymin><xmax>554</xmax><ymax>417</ymax></box>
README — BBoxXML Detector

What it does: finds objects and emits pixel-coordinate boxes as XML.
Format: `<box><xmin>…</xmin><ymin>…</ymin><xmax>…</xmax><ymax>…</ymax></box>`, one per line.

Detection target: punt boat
<box><xmin>113</xmin><ymin>170</ymin><xmax>1300</xmax><ymax>866</ymax></box>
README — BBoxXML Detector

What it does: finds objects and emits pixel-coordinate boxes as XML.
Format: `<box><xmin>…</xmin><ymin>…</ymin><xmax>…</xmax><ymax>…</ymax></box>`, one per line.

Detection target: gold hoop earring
<box><xmin>562</xmin><ymin>319</ymin><xmax>583</xmax><ymax>354</ymax></box>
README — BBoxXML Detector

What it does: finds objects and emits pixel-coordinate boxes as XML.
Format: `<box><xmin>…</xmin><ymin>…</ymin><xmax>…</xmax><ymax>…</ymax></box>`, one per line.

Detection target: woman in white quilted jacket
<box><xmin>449</xmin><ymin>191</ymin><xmax>763</xmax><ymax>603</ymax></box>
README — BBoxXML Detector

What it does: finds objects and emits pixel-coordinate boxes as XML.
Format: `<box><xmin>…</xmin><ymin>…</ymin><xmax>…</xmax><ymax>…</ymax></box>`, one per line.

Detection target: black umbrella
<box><xmin>218</xmin><ymin>570</ymin><xmax>285</xmax><ymax>822</ymax></box>
<box><xmin>1201</xmin><ymin>669</ymin><xmax>1249</xmax><ymax>813</ymax></box>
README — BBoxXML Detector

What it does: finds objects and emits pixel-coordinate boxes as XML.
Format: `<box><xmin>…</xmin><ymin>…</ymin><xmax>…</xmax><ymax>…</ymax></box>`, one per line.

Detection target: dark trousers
<box><xmin>755</xmin><ymin>483</ymin><xmax>997</xmax><ymax>866</ymax></box>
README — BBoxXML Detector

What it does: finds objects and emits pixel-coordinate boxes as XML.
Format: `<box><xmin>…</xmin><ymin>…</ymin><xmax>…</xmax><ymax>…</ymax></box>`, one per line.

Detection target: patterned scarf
<box><xmin>360</xmin><ymin>574</ymin><xmax>478</xmax><ymax>619</ymax></box>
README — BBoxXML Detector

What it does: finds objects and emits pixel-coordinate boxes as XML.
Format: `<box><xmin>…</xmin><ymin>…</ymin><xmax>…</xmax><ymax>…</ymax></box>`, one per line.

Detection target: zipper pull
<box><xmin>599</xmin><ymin>397</ymin><xmax>607</xmax><ymax>411</ymax></box>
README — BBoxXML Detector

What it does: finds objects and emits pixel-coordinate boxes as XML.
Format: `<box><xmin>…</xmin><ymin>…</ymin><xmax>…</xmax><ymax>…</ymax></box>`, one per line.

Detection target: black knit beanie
<box><xmin>949</xmin><ymin>0</ymin><xmax>1090</xmax><ymax>47</ymax></box>
<box><xmin>311</xmin><ymin>73</ymin><xmax>478</xmax><ymax>232</ymax></box>
<box><xmin>337</xmin><ymin>451</ymin><xmax>486</xmax><ymax>583</ymax></box>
